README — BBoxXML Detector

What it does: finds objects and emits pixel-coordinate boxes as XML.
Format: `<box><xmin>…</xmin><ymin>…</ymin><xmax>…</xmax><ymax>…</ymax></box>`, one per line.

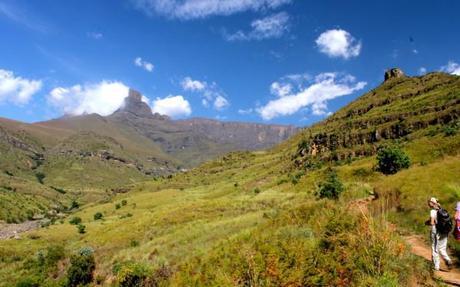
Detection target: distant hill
<box><xmin>0</xmin><ymin>89</ymin><xmax>297</xmax><ymax>222</ymax></box>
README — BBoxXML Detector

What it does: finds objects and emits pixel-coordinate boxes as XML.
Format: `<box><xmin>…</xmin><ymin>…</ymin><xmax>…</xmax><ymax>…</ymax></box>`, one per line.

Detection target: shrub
<box><xmin>70</xmin><ymin>200</ymin><xmax>80</xmax><ymax>210</ymax></box>
<box><xmin>113</xmin><ymin>261</ymin><xmax>151</xmax><ymax>287</ymax></box>
<box><xmin>35</xmin><ymin>172</ymin><xmax>46</xmax><ymax>184</ymax></box>
<box><xmin>130</xmin><ymin>240</ymin><xmax>140</xmax><ymax>247</ymax></box>
<box><xmin>93</xmin><ymin>212</ymin><xmax>103</xmax><ymax>220</ymax></box>
<box><xmin>16</xmin><ymin>277</ymin><xmax>40</xmax><ymax>287</ymax></box>
<box><xmin>121</xmin><ymin>200</ymin><xmax>128</xmax><ymax>206</ymax></box>
<box><xmin>318</xmin><ymin>169</ymin><xmax>344</xmax><ymax>200</ymax></box>
<box><xmin>69</xmin><ymin>217</ymin><xmax>82</xmax><ymax>225</ymax></box>
<box><xmin>253</xmin><ymin>188</ymin><xmax>261</xmax><ymax>194</ymax></box>
<box><xmin>45</xmin><ymin>245</ymin><xmax>65</xmax><ymax>267</ymax></box>
<box><xmin>376</xmin><ymin>145</ymin><xmax>411</xmax><ymax>175</ymax></box>
<box><xmin>66</xmin><ymin>247</ymin><xmax>95</xmax><ymax>287</ymax></box>
<box><xmin>443</xmin><ymin>122</ymin><xmax>459</xmax><ymax>136</ymax></box>
<box><xmin>115</xmin><ymin>203</ymin><xmax>121</xmax><ymax>210</ymax></box>
<box><xmin>77</xmin><ymin>224</ymin><xmax>86</xmax><ymax>234</ymax></box>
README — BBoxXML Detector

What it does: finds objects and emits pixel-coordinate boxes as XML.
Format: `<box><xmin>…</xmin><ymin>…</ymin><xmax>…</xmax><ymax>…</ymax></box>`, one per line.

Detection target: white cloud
<box><xmin>181</xmin><ymin>76</ymin><xmax>230</xmax><ymax>110</ymax></box>
<box><xmin>419</xmin><ymin>67</ymin><xmax>427</xmax><ymax>75</ymax></box>
<box><xmin>441</xmin><ymin>61</ymin><xmax>460</xmax><ymax>75</ymax></box>
<box><xmin>238</xmin><ymin>108</ymin><xmax>253</xmax><ymax>115</ymax></box>
<box><xmin>315</xmin><ymin>29</ymin><xmax>361</xmax><ymax>59</ymax></box>
<box><xmin>258</xmin><ymin>73</ymin><xmax>367</xmax><ymax>120</ymax></box>
<box><xmin>151</xmin><ymin>95</ymin><xmax>191</xmax><ymax>118</ymax></box>
<box><xmin>132</xmin><ymin>0</ymin><xmax>291</xmax><ymax>20</ymax></box>
<box><xmin>87</xmin><ymin>32</ymin><xmax>103</xmax><ymax>39</ymax></box>
<box><xmin>0</xmin><ymin>69</ymin><xmax>42</xmax><ymax>105</ymax></box>
<box><xmin>225</xmin><ymin>12</ymin><xmax>289</xmax><ymax>41</ymax></box>
<box><xmin>412</xmin><ymin>49</ymin><xmax>418</xmax><ymax>54</ymax></box>
<box><xmin>270</xmin><ymin>82</ymin><xmax>292</xmax><ymax>97</ymax></box>
<box><xmin>134</xmin><ymin>57</ymin><xmax>154</xmax><ymax>72</ymax></box>
<box><xmin>47</xmin><ymin>81</ymin><xmax>129</xmax><ymax>116</ymax></box>
<box><xmin>181</xmin><ymin>77</ymin><xmax>206</xmax><ymax>91</ymax></box>
<box><xmin>213</xmin><ymin>95</ymin><xmax>229</xmax><ymax>110</ymax></box>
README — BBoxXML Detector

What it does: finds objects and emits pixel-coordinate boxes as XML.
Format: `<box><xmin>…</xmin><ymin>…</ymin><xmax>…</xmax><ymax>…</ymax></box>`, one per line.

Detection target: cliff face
<box><xmin>293</xmin><ymin>70</ymin><xmax>460</xmax><ymax>165</ymax></box>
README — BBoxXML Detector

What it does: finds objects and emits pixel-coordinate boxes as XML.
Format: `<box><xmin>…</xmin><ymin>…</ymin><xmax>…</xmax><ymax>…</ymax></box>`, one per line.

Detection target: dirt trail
<box><xmin>405</xmin><ymin>235</ymin><xmax>460</xmax><ymax>286</ymax></box>
<box><xmin>352</xmin><ymin>196</ymin><xmax>460</xmax><ymax>286</ymax></box>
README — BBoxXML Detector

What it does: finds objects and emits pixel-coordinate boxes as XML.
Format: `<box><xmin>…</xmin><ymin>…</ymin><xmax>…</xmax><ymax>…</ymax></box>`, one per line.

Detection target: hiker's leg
<box><xmin>431</xmin><ymin>231</ymin><xmax>440</xmax><ymax>270</ymax></box>
<box><xmin>438</xmin><ymin>235</ymin><xmax>452</xmax><ymax>264</ymax></box>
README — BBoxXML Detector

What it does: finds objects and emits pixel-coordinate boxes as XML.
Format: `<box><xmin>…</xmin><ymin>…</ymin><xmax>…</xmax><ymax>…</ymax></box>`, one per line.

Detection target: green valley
<box><xmin>0</xmin><ymin>70</ymin><xmax>459</xmax><ymax>286</ymax></box>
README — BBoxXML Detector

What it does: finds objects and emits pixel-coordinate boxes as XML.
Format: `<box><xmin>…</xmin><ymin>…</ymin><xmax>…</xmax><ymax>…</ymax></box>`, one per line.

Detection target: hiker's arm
<box><xmin>430</xmin><ymin>217</ymin><xmax>436</xmax><ymax>226</ymax></box>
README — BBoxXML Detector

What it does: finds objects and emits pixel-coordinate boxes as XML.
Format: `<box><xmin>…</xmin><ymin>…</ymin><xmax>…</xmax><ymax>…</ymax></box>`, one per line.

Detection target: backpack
<box><xmin>436</xmin><ymin>208</ymin><xmax>453</xmax><ymax>235</ymax></box>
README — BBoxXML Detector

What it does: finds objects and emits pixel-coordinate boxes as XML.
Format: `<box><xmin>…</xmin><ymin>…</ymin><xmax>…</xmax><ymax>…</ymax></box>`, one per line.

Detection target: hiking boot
<box><xmin>446</xmin><ymin>261</ymin><xmax>453</xmax><ymax>270</ymax></box>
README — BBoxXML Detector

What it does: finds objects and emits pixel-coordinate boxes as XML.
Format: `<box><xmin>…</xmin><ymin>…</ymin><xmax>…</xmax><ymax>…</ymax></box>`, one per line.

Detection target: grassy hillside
<box><xmin>0</xmin><ymin>71</ymin><xmax>459</xmax><ymax>286</ymax></box>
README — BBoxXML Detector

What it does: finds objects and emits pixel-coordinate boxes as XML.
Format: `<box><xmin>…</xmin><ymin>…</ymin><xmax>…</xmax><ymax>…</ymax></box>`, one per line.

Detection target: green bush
<box><xmin>113</xmin><ymin>261</ymin><xmax>151</xmax><ymax>287</ymax></box>
<box><xmin>35</xmin><ymin>172</ymin><xmax>46</xmax><ymax>184</ymax></box>
<box><xmin>66</xmin><ymin>247</ymin><xmax>95</xmax><ymax>287</ymax></box>
<box><xmin>69</xmin><ymin>217</ymin><xmax>82</xmax><ymax>225</ymax></box>
<box><xmin>16</xmin><ymin>277</ymin><xmax>40</xmax><ymax>287</ymax></box>
<box><xmin>443</xmin><ymin>122</ymin><xmax>459</xmax><ymax>136</ymax></box>
<box><xmin>130</xmin><ymin>240</ymin><xmax>140</xmax><ymax>247</ymax></box>
<box><xmin>376</xmin><ymin>145</ymin><xmax>411</xmax><ymax>175</ymax></box>
<box><xmin>115</xmin><ymin>203</ymin><xmax>121</xmax><ymax>210</ymax></box>
<box><xmin>70</xmin><ymin>200</ymin><xmax>80</xmax><ymax>210</ymax></box>
<box><xmin>93</xmin><ymin>212</ymin><xmax>103</xmax><ymax>220</ymax></box>
<box><xmin>77</xmin><ymin>224</ymin><xmax>86</xmax><ymax>234</ymax></box>
<box><xmin>121</xmin><ymin>200</ymin><xmax>128</xmax><ymax>206</ymax></box>
<box><xmin>318</xmin><ymin>169</ymin><xmax>344</xmax><ymax>200</ymax></box>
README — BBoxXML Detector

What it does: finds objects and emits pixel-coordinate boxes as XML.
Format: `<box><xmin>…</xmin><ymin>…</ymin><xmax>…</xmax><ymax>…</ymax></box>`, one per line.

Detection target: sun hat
<box><xmin>429</xmin><ymin>197</ymin><xmax>438</xmax><ymax>205</ymax></box>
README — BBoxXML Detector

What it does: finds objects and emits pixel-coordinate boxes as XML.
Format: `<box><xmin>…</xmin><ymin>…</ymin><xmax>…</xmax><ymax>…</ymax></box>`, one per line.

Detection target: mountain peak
<box><xmin>117</xmin><ymin>89</ymin><xmax>154</xmax><ymax>118</ymax></box>
<box><xmin>384</xmin><ymin>68</ymin><xmax>405</xmax><ymax>82</ymax></box>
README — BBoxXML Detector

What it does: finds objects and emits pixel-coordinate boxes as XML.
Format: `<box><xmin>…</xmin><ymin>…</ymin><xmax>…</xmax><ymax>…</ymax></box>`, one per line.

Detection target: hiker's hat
<box><xmin>429</xmin><ymin>197</ymin><xmax>438</xmax><ymax>205</ymax></box>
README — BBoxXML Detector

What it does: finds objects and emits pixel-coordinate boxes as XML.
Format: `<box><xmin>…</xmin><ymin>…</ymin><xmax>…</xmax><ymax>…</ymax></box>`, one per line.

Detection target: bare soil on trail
<box><xmin>405</xmin><ymin>235</ymin><xmax>460</xmax><ymax>286</ymax></box>
<box><xmin>0</xmin><ymin>220</ymin><xmax>41</xmax><ymax>240</ymax></box>
<box><xmin>351</xmin><ymin>196</ymin><xmax>460</xmax><ymax>286</ymax></box>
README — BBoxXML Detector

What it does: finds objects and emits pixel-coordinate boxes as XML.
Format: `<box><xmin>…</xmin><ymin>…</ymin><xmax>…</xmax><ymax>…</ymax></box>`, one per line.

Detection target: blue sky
<box><xmin>0</xmin><ymin>0</ymin><xmax>459</xmax><ymax>126</ymax></box>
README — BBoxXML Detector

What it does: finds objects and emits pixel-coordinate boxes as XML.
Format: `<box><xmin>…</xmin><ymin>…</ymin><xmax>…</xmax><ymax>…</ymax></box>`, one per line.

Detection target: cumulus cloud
<box><xmin>132</xmin><ymin>0</ymin><xmax>291</xmax><ymax>20</ymax></box>
<box><xmin>0</xmin><ymin>69</ymin><xmax>42</xmax><ymax>105</ymax></box>
<box><xmin>181</xmin><ymin>77</ymin><xmax>206</xmax><ymax>91</ymax></box>
<box><xmin>181</xmin><ymin>76</ymin><xmax>229</xmax><ymax>110</ymax></box>
<box><xmin>47</xmin><ymin>81</ymin><xmax>129</xmax><ymax>116</ymax></box>
<box><xmin>315</xmin><ymin>29</ymin><xmax>361</xmax><ymax>59</ymax></box>
<box><xmin>441</xmin><ymin>61</ymin><xmax>460</xmax><ymax>75</ymax></box>
<box><xmin>225</xmin><ymin>12</ymin><xmax>289</xmax><ymax>41</ymax></box>
<box><xmin>134</xmin><ymin>57</ymin><xmax>154</xmax><ymax>72</ymax></box>
<box><xmin>151</xmin><ymin>95</ymin><xmax>191</xmax><ymax>118</ymax></box>
<box><xmin>419</xmin><ymin>67</ymin><xmax>427</xmax><ymax>75</ymax></box>
<box><xmin>258</xmin><ymin>73</ymin><xmax>366</xmax><ymax>120</ymax></box>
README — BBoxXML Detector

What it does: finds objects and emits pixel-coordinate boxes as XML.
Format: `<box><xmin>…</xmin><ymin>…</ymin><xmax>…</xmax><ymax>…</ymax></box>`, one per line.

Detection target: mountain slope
<box><xmin>1</xmin><ymin>69</ymin><xmax>458</xmax><ymax>286</ymax></box>
<box><xmin>0</xmin><ymin>90</ymin><xmax>297</xmax><ymax>222</ymax></box>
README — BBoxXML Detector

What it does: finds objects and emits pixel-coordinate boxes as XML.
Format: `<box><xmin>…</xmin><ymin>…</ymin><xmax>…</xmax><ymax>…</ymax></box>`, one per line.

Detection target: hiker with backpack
<box><xmin>427</xmin><ymin>197</ymin><xmax>453</xmax><ymax>271</ymax></box>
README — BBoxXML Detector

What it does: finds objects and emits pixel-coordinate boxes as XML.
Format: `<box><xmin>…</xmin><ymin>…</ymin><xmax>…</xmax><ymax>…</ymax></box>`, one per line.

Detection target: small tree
<box><xmin>318</xmin><ymin>169</ymin><xmax>344</xmax><ymax>200</ymax></box>
<box><xmin>77</xmin><ymin>224</ymin><xmax>86</xmax><ymax>234</ymax></box>
<box><xmin>66</xmin><ymin>247</ymin><xmax>95</xmax><ymax>287</ymax></box>
<box><xmin>376</xmin><ymin>145</ymin><xmax>410</xmax><ymax>175</ymax></box>
<box><xmin>69</xmin><ymin>217</ymin><xmax>82</xmax><ymax>225</ymax></box>
<box><xmin>93</xmin><ymin>212</ymin><xmax>103</xmax><ymax>220</ymax></box>
<box><xmin>35</xmin><ymin>172</ymin><xmax>46</xmax><ymax>184</ymax></box>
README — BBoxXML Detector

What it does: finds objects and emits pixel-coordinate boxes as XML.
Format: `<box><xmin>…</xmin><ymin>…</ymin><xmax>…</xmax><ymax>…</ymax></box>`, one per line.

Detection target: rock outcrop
<box><xmin>384</xmin><ymin>68</ymin><xmax>405</xmax><ymax>81</ymax></box>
